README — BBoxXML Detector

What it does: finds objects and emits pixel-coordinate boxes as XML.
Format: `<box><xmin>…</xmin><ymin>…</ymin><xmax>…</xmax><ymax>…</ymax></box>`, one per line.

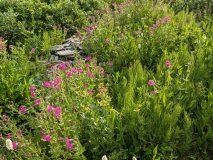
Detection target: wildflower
<box><xmin>34</xmin><ymin>98</ymin><xmax>41</xmax><ymax>106</ymax></box>
<box><xmin>85</xmin><ymin>63</ymin><xmax>89</xmax><ymax>68</ymax></box>
<box><xmin>42</xmin><ymin>135</ymin><xmax>51</xmax><ymax>142</ymax></box>
<box><xmin>87</xmin><ymin>56</ymin><xmax>92</xmax><ymax>61</ymax></box>
<box><xmin>66</xmin><ymin>71</ymin><xmax>72</xmax><ymax>77</ymax></box>
<box><xmin>19</xmin><ymin>105</ymin><xmax>27</xmax><ymax>114</ymax></box>
<box><xmin>7</xmin><ymin>134</ymin><xmax>11</xmax><ymax>139</ymax></box>
<box><xmin>65</xmin><ymin>62</ymin><xmax>70</xmax><ymax>67</ymax></box>
<box><xmin>102</xmin><ymin>155</ymin><xmax>108</xmax><ymax>160</ymax></box>
<box><xmin>105</xmin><ymin>39</ymin><xmax>109</xmax><ymax>43</ymax></box>
<box><xmin>43</xmin><ymin>81</ymin><xmax>51</xmax><ymax>88</ymax></box>
<box><xmin>58</xmin><ymin>63</ymin><xmax>66</xmax><ymax>70</ymax></box>
<box><xmin>78</xmin><ymin>67</ymin><xmax>83</xmax><ymax>73</ymax></box>
<box><xmin>71</xmin><ymin>26</ymin><xmax>75</xmax><ymax>29</ymax></box>
<box><xmin>6</xmin><ymin>139</ymin><xmax>13</xmax><ymax>150</ymax></box>
<box><xmin>41</xmin><ymin>129</ymin><xmax>45</xmax><ymax>135</ymax></box>
<box><xmin>107</xmin><ymin>61</ymin><xmax>113</xmax><ymax>66</ymax></box>
<box><xmin>83</xmin><ymin>84</ymin><xmax>87</xmax><ymax>88</ymax></box>
<box><xmin>77</xmin><ymin>31</ymin><xmax>81</xmax><ymax>35</ymax></box>
<box><xmin>91</xmin><ymin>74</ymin><xmax>95</xmax><ymax>78</ymax></box>
<box><xmin>0</xmin><ymin>134</ymin><xmax>2</xmax><ymax>139</ymax></box>
<box><xmin>88</xmin><ymin>90</ymin><xmax>93</xmax><ymax>95</ymax></box>
<box><xmin>86</xmin><ymin>70</ymin><xmax>91</xmax><ymax>75</ymax></box>
<box><xmin>99</xmin><ymin>68</ymin><xmax>104</xmax><ymax>73</ymax></box>
<box><xmin>17</xmin><ymin>130</ymin><xmax>22</xmax><ymax>136</ymax></box>
<box><xmin>138</xmin><ymin>44</ymin><xmax>141</xmax><ymax>49</ymax></box>
<box><xmin>31</xmin><ymin>91</ymin><xmax>36</xmax><ymax>97</ymax></box>
<box><xmin>66</xmin><ymin>143</ymin><xmax>74</xmax><ymax>151</ymax></box>
<box><xmin>66</xmin><ymin>138</ymin><xmax>74</xmax><ymax>151</ymax></box>
<box><xmin>165</xmin><ymin>60</ymin><xmax>171</xmax><ymax>68</ymax></box>
<box><xmin>31</xmin><ymin>48</ymin><xmax>35</xmax><ymax>54</ymax></box>
<box><xmin>47</xmin><ymin>105</ymin><xmax>54</xmax><ymax>113</ymax></box>
<box><xmin>29</xmin><ymin>86</ymin><xmax>35</xmax><ymax>91</ymax></box>
<box><xmin>59</xmin><ymin>137</ymin><xmax>64</xmax><ymax>142</ymax></box>
<box><xmin>0</xmin><ymin>37</ymin><xmax>3</xmax><ymax>41</ymax></box>
<box><xmin>54</xmin><ymin>107</ymin><xmax>62</xmax><ymax>120</ymax></box>
<box><xmin>148</xmin><ymin>80</ymin><xmax>155</xmax><ymax>86</ymax></box>
<box><xmin>150</xmin><ymin>90</ymin><xmax>156</xmax><ymax>95</ymax></box>
<box><xmin>71</xmin><ymin>68</ymin><xmax>77</xmax><ymax>74</ymax></box>
<box><xmin>12</xmin><ymin>142</ymin><xmax>18</xmax><ymax>150</ymax></box>
<box><xmin>170</xmin><ymin>0</ymin><xmax>174</xmax><ymax>2</ymax></box>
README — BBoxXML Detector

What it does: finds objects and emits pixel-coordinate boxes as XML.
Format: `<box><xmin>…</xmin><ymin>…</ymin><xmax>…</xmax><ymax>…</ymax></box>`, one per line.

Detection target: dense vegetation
<box><xmin>1</xmin><ymin>0</ymin><xmax>213</xmax><ymax>159</ymax></box>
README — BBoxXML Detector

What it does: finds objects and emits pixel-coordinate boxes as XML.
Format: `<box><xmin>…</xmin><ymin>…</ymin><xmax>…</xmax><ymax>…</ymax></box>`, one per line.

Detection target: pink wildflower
<box><xmin>19</xmin><ymin>105</ymin><xmax>27</xmax><ymax>114</ymax></box>
<box><xmin>7</xmin><ymin>134</ymin><xmax>11</xmax><ymax>139</ymax></box>
<box><xmin>59</xmin><ymin>137</ymin><xmax>64</xmax><ymax>142</ymax></box>
<box><xmin>86</xmin><ymin>70</ymin><xmax>91</xmax><ymax>75</ymax></box>
<box><xmin>99</xmin><ymin>68</ymin><xmax>104</xmax><ymax>73</ymax></box>
<box><xmin>87</xmin><ymin>56</ymin><xmax>92</xmax><ymax>61</ymax></box>
<box><xmin>12</xmin><ymin>142</ymin><xmax>18</xmax><ymax>150</ymax></box>
<box><xmin>66</xmin><ymin>71</ymin><xmax>72</xmax><ymax>77</ymax></box>
<box><xmin>43</xmin><ymin>81</ymin><xmax>51</xmax><ymax>88</ymax></box>
<box><xmin>83</xmin><ymin>84</ymin><xmax>87</xmax><ymax>88</ymax></box>
<box><xmin>34</xmin><ymin>98</ymin><xmax>41</xmax><ymax>106</ymax></box>
<box><xmin>0</xmin><ymin>134</ymin><xmax>2</xmax><ymax>139</ymax></box>
<box><xmin>41</xmin><ymin>129</ymin><xmax>45</xmax><ymax>135</ymax></box>
<box><xmin>42</xmin><ymin>135</ymin><xmax>51</xmax><ymax>142</ymax></box>
<box><xmin>55</xmin><ymin>107</ymin><xmax>62</xmax><ymax>114</ymax></box>
<box><xmin>58</xmin><ymin>63</ymin><xmax>66</xmax><ymax>70</ymax></box>
<box><xmin>29</xmin><ymin>86</ymin><xmax>35</xmax><ymax>91</ymax></box>
<box><xmin>67</xmin><ymin>143</ymin><xmax>74</xmax><ymax>151</ymax></box>
<box><xmin>0</xmin><ymin>37</ymin><xmax>3</xmax><ymax>41</ymax></box>
<box><xmin>78</xmin><ymin>67</ymin><xmax>83</xmax><ymax>73</ymax></box>
<box><xmin>148</xmin><ymin>80</ymin><xmax>155</xmax><ymax>86</ymax></box>
<box><xmin>47</xmin><ymin>105</ymin><xmax>54</xmax><ymax>113</ymax></box>
<box><xmin>107</xmin><ymin>61</ymin><xmax>113</xmax><ymax>66</ymax></box>
<box><xmin>85</xmin><ymin>63</ymin><xmax>89</xmax><ymax>68</ymax></box>
<box><xmin>71</xmin><ymin>68</ymin><xmax>77</xmax><ymax>74</ymax></box>
<box><xmin>91</xmin><ymin>74</ymin><xmax>95</xmax><ymax>78</ymax></box>
<box><xmin>88</xmin><ymin>90</ymin><xmax>93</xmax><ymax>95</ymax></box>
<box><xmin>31</xmin><ymin>48</ymin><xmax>35</xmax><ymax>54</ymax></box>
<box><xmin>165</xmin><ymin>60</ymin><xmax>171</xmax><ymax>68</ymax></box>
<box><xmin>65</xmin><ymin>62</ymin><xmax>70</xmax><ymax>66</ymax></box>
<box><xmin>105</xmin><ymin>39</ymin><xmax>109</xmax><ymax>43</ymax></box>
<box><xmin>31</xmin><ymin>91</ymin><xmax>36</xmax><ymax>97</ymax></box>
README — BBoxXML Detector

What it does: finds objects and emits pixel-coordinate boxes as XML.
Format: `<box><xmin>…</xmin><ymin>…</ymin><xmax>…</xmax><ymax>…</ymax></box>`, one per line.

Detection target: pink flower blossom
<box><xmin>85</xmin><ymin>63</ymin><xmax>89</xmax><ymax>68</ymax></box>
<box><xmin>105</xmin><ymin>39</ymin><xmax>109</xmax><ymax>43</ymax></box>
<box><xmin>65</xmin><ymin>62</ymin><xmax>70</xmax><ymax>67</ymax></box>
<box><xmin>66</xmin><ymin>143</ymin><xmax>74</xmax><ymax>151</ymax></box>
<box><xmin>59</xmin><ymin>137</ymin><xmax>64</xmax><ymax>142</ymax></box>
<box><xmin>0</xmin><ymin>134</ymin><xmax>2</xmax><ymax>139</ymax></box>
<box><xmin>43</xmin><ymin>81</ymin><xmax>51</xmax><ymax>88</ymax></box>
<box><xmin>78</xmin><ymin>67</ymin><xmax>83</xmax><ymax>73</ymax></box>
<box><xmin>88</xmin><ymin>90</ymin><xmax>93</xmax><ymax>95</ymax></box>
<box><xmin>12</xmin><ymin>142</ymin><xmax>18</xmax><ymax>150</ymax></box>
<box><xmin>58</xmin><ymin>63</ymin><xmax>66</xmax><ymax>70</ymax></box>
<box><xmin>41</xmin><ymin>129</ymin><xmax>45</xmax><ymax>135</ymax></box>
<box><xmin>19</xmin><ymin>105</ymin><xmax>27</xmax><ymax>114</ymax></box>
<box><xmin>83</xmin><ymin>84</ymin><xmax>87</xmax><ymax>88</ymax></box>
<box><xmin>31</xmin><ymin>91</ymin><xmax>36</xmax><ymax>97</ymax></box>
<box><xmin>99</xmin><ymin>68</ymin><xmax>104</xmax><ymax>73</ymax></box>
<box><xmin>7</xmin><ymin>134</ymin><xmax>11</xmax><ymax>139</ymax></box>
<box><xmin>47</xmin><ymin>105</ymin><xmax>54</xmax><ymax>113</ymax></box>
<box><xmin>66</xmin><ymin>71</ymin><xmax>72</xmax><ymax>77</ymax></box>
<box><xmin>107</xmin><ymin>61</ymin><xmax>113</xmax><ymax>66</ymax></box>
<box><xmin>0</xmin><ymin>37</ymin><xmax>3</xmax><ymax>41</ymax></box>
<box><xmin>31</xmin><ymin>48</ymin><xmax>35</xmax><ymax>54</ymax></box>
<box><xmin>34</xmin><ymin>98</ymin><xmax>41</xmax><ymax>106</ymax></box>
<box><xmin>91</xmin><ymin>74</ymin><xmax>95</xmax><ymax>78</ymax></box>
<box><xmin>42</xmin><ymin>135</ymin><xmax>51</xmax><ymax>142</ymax></box>
<box><xmin>29</xmin><ymin>86</ymin><xmax>35</xmax><ymax>91</ymax></box>
<box><xmin>148</xmin><ymin>80</ymin><xmax>155</xmax><ymax>86</ymax></box>
<box><xmin>87</xmin><ymin>56</ymin><xmax>92</xmax><ymax>61</ymax></box>
<box><xmin>71</xmin><ymin>68</ymin><xmax>77</xmax><ymax>74</ymax></box>
<box><xmin>165</xmin><ymin>60</ymin><xmax>171</xmax><ymax>68</ymax></box>
<box><xmin>86</xmin><ymin>70</ymin><xmax>91</xmax><ymax>75</ymax></box>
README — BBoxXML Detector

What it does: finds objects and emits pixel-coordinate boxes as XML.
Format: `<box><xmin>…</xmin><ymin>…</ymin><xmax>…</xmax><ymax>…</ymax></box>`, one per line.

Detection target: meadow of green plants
<box><xmin>1</xmin><ymin>0</ymin><xmax>213</xmax><ymax>159</ymax></box>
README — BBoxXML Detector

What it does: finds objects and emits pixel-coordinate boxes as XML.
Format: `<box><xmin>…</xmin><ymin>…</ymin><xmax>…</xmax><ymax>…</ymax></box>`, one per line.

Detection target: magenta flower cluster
<box><xmin>47</xmin><ymin>105</ymin><xmax>62</xmax><ymax>121</ymax></box>
<box><xmin>150</xmin><ymin>16</ymin><xmax>171</xmax><ymax>34</ymax></box>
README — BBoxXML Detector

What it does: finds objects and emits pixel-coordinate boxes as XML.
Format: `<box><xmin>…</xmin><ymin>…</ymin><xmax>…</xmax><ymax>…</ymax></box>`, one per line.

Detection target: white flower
<box><xmin>132</xmin><ymin>156</ymin><xmax>137</xmax><ymax>160</ymax></box>
<box><xmin>6</xmin><ymin>139</ymin><xmax>13</xmax><ymax>150</ymax></box>
<box><xmin>102</xmin><ymin>155</ymin><xmax>108</xmax><ymax>160</ymax></box>
<box><xmin>138</xmin><ymin>44</ymin><xmax>141</xmax><ymax>49</ymax></box>
<box><xmin>127</xmin><ymin>14</ymin><xmax>130</xmax><ymax>18</ymax></box>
